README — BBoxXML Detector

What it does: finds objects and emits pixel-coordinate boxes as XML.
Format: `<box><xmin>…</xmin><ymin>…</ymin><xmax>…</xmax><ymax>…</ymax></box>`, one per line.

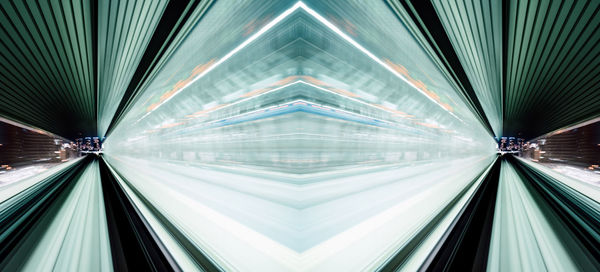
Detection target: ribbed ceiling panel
<box><xmin>97</xmin><ymin>0</ymin><xmax>168</xmax><ymax>137</ymax></box>
<box><xmin>404</xmin><ymin>0</ymin><xmax>600</xmax><ymax>139</ymax></box>
<box><xmin>432</xmin><ymin>0</ymin><xmax>503</xmax><ymax>137</ymax></box>
<box><xmin>504</xmin><ymin>0</ymin><xmax>600</xmax><ymax>138</ymax></box>
<box><xmin>0</xmin><ymin>0</ymin><xmax>95</xmax><ymax>138</ymax></box>
<box><xmin>1</xmin><ymin>0</ymin><xmax>598</xmax><ymax>141</ymax></box>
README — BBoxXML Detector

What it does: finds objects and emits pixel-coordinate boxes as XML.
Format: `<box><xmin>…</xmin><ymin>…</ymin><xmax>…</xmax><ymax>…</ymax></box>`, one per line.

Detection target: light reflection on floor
<box><xmin>544</xmin><ymin>163</ymin><xmax>600</xmax><ymax>184</ymax></box>
<box><xmin>0</xmin><ymin>164</ymin><xmax>59</xmax><ymax>185</ymax></box>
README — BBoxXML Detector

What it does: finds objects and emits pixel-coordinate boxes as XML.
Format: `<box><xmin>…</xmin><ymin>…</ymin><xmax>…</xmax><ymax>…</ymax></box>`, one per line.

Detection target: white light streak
<box><xmin>136</xmin><ymin>1</ymin><xmax>463</xmax><ymax>124</ymax></box>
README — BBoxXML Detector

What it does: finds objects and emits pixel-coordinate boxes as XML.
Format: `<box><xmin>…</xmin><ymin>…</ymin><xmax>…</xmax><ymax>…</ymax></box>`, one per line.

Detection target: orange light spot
<box><xmin>272</xmin><ymin>75</ymin><xmax>299</xmax><ymax>86</ymax></box>
<box><xmin>330</xmin><ymin>88</ymin><xmax>359</xmax><ymax>97</ymax></box>
<box><xmin>160</xmin><ymin>122</ymin><xmax>184</xmax><ymax>129</ymax></box>
<box><xmin>384</xmin><ymin>59</ymin><xmax>451</xmax><ymax>108</ymax></box>
<box><xmin>441</xmin><ymin>103</ymin><xmax>454</xmax><ymax>112</ymax></box>
<box><xmin>343</xmin><ymin>19</ymin><xmax>357</xmax><ymax>36</ymax></box>
<box><xmin>327</xmin><ymin>15</ymin><xmax>358</xmax><ymax>37</ymax></box>
<box><xmin>241</xmin><ymin>88</ymin><xmax>271</xmax><ymax>97</ymax></box>
<box><xmin>150</xmin><ymin>59</ymin><xmax>218</xmax><ymax>113</ymax></box>
<box><xmin>191</xmin><ymin>59</ymin><xmax>216</xmax><ymax>77</ymax></box>
<box><xmin>384</xmin><ymin>59</ymin><xmax>410</xmax><ymax>77</ymax></box>
<box><xmin>147</xmin><ymin>103</ymin><xmax>160</xmax><ymax>112</ymax></box>
<box><xmin>243</xmin><ymin>16</ymin><xmax>271</xmax><ymax>36</ymax></box>
<box><xmin>416</xmin><ymin>122</ymin><xmax>440</xmax><ymax>128</ymax></box>
<box><xmin>160</xmin><ymin>88</ymin><xmax>179</xmax><ymax>101</ymax></box>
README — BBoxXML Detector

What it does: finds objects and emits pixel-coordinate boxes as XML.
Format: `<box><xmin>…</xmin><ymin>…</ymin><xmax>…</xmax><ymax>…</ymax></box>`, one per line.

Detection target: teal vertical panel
<box><xmin>97</xmin><ymin>0</ymin><xmax>168</xmax><ymax>137</ymax></box>
<box><xmin>0</xmin><ymin>0</ymin><xmax>95</xmax><ymax>137</ymax></box>
<box><xmin>432</xmin><ymin>0</ymin><xmax>503</xmax><ymax>137</ymax></box>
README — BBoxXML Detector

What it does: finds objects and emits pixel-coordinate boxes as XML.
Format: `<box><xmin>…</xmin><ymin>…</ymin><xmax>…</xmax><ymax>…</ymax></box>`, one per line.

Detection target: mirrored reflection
<box><xmin>102</xmin><ymin>1</ymin><xmax>497</xmax><ymax>270</ymax></box>
<box><xmin>0</xmin><ymin>118</ymin><xmax>80</xmax><ymax>185</ymax></box>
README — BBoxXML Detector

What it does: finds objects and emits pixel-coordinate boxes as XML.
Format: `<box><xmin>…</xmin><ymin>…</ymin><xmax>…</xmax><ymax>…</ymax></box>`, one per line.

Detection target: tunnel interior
<box><xmin>0</xmin><ymin>0</ymin><xmax>599</xmax><ymax>271</ymax></box>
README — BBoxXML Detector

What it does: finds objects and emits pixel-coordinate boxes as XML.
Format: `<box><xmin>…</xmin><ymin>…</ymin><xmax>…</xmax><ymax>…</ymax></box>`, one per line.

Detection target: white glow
<box><xmin>295</xmin><ymin>2</ymin><xmax>463</xmax><ymax>122</ymax></box>
<box><xmin>136</xmin><ymin>2</ymin><xmax>306</xmax><ymax>123</ymax></box>
<box><xmin>136</xmin><ymin>1</ymin><xmax>462</xmax><ymax>124</ymax></box>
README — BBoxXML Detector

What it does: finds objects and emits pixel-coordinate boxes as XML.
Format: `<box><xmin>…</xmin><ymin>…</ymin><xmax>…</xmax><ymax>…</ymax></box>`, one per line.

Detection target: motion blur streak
<box><xmin>1</xmin><ymin>0</ymin><xmax>600</xmax><ymax>271</ymax></box>
<box><xmin>101</xmin><ymin>0</ymin><xmax>497</xmax><ymax>270</ymax></box>
<box><xmin>489</xmin><ymin>158</ymin><xmax>600</xmax><ymax>271</ymax></box>
<box><xmin>489</xmin><ymin>161</ymin><xmax>577</xmax><ymax>271</ymax></box>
